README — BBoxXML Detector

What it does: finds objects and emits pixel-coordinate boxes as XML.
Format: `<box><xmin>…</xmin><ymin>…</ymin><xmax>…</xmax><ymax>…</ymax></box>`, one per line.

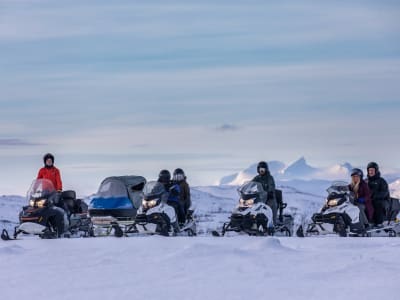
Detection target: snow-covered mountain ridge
<box><xmin>218</xmin><ymin>157</ymin><xmax>400</xmax><ymax>187</ymax></box>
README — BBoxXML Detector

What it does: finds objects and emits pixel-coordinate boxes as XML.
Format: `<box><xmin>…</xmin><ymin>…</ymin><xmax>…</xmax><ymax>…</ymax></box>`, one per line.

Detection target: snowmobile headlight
<box><xmin>36</xmin><ymin>199</ymin><xmax>47</xmax><ymax>208</ymax></box>
<box><xmin>147</xmin><ymin>200</ymin><xmax>158</xmax><ymax>208</ymax></box>
<box><xmin>239</xmin><ymin>198</ymin><xmax>254</xmax><ymax>207</ymax></box>
<box><xmin>327</xmin><ymin>199</ymin><xmax>339</xmax><ymax>207</ymax></box>
<box><xmin>142</xmin><ymin>199</ymin><xmax>158</xmax><ymax>208</ymax></box>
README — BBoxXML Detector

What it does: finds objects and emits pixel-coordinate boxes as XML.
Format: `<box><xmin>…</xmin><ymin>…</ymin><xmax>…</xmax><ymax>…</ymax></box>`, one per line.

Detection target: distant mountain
<box><xmin>282</xmin><ymin>157</ymin><xmax>317</xmax><ymax>179</ymax></box>
<box><xmin>215</xmin><ymin>157</ymin><xmax>398</xmax><ymax>185</ymax></box>
<box><xmin>217</xmin><ymin>160</ymin><xmax>286</xmax><ymax>185</ymax></box>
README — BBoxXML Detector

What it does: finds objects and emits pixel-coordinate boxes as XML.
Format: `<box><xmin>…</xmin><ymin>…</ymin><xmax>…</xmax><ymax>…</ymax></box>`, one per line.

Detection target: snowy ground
<box><xmin>1</xmin><ymin>182</ymin><xmax>400</xmax><ymax>299</ymax></box>
<box><xmin>1</xmin><ymin>236</ymin><xmax>400</xmax><ymax>300</ymax></box>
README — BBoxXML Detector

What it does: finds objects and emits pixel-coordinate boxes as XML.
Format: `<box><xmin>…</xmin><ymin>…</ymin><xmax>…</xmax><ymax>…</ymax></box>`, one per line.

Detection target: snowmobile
<box><xmin>134</xmin><ymin>181</ymin><xmax>197</xmax><ymax>236</ymax></box>
<box><xmin>212</xmin><ymin>181</ymin><xmax>294</xmax><ymax>237</ymax></box>
<box><xmin>1</xmin><ymin>179</ymin><xmax>92</xmax><ymax>240</ymax></box>
<box><xmin>296</xmin><ymin>181</ymin><xmax>400</xmax><ymax>237</ymax></box>
<box><xmin>88</xmin><ymin>176</ymin><xmax>146</xmax><ymax>237</ymax></box>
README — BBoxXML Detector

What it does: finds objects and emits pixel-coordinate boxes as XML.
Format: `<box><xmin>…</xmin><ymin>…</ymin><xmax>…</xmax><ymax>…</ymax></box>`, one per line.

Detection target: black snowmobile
<box><xmin>88</xmin><ymin>176</ymin><xmax>146</xmax><ymax>237</ymax></box>
<box><xmin>1</xmin><ymin>179</ymin><xmax>92</xmax><ymax>240</ymax></box>
<box><xmin>134</xmin><ymin>181</ymin><xmax>197</xmax><ymax>236</ymax></box>
<box><xmin>212</xmin><ymin>181</ymin><xmax>294</xmax><ymax>237</ymax></box>
<box><xmin>296</xmin><ymin>181</ymin><xmax>400</xmax><ymax>237</ymax></box>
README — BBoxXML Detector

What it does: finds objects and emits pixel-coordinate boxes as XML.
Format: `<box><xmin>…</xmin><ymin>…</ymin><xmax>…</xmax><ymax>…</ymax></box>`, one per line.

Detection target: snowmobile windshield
<box><xmin>326</xmin><ymin>181</ymin><xmax>350</xmax><ymax>195</ymax></box>
<box><xmin>89</xmin><ymin>179</ymin><xmax>133</xmax><ymax>209</ymax></box>
<box><xmin>143</xmin><ymin>181</ymin><xmax>166</xmax><ymax>200</ymax></box>
<box><xmin>238</xmin><ymin>181</ymin><xmax>264</xmax><ymax>200</ymax></box>
<box><xmin>27</xmin><ymin>179</ymin><xmax>56</xmax><ymax>200</ymax></box>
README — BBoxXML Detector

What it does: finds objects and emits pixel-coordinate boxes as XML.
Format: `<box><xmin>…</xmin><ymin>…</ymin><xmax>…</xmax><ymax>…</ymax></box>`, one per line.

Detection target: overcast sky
<box><xmin>1</xmin><ymin>0</ymin><xmax>399</xmax><ymax>195</ymax></box>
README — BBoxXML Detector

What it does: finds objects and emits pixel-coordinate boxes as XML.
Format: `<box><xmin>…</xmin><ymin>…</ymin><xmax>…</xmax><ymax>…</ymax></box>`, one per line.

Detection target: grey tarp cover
<box><xmin>99</xmin><ymin>176</ymin><xmax>146</xmax><ymax>209</ymax></box>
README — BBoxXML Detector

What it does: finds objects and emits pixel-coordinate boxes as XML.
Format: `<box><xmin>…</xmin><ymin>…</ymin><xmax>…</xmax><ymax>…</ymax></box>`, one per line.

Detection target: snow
<box><xmin>1</xmin><ymin>172</ymin><xmax>400</xmax><ymax>300</ymax></box>
<box><xmin>1</xmin><ymin>237</ymin><xmax>400</xmax><ymax>300</ymax></box>
<box><xmin>390</xmin><ymin>180</ymin><xmax>400</xmax><ymax>198</ymax></box>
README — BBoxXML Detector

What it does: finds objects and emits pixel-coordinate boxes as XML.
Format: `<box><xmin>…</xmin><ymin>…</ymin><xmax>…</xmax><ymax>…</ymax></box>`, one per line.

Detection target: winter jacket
<box><xmin>348</xmin><ymin>180</ymin><xmax>374</xmax><ymax>221</ymax></box>
<box><xmin>159</xmin><ymin>180</ymin><xmax>181</xmax><ymax>203</ymax></box>
<box><xmin>367</xmin><ymin>172</ymin><xmax>390</xmax><ymax>203</ymax></box>
<box><xmin>175</xmin><ymin>180</ymin><xmax>191</xmax><ymax>210</ymax></box>
<box><xmin>252</xmin><ymin>173</ymin><xmax>276</xmax><ymax>198</ymax></box>
<box><xmin>37</xmin><ymin>166</ymin><xmax>62</xmax><ymax>191</ymax></box>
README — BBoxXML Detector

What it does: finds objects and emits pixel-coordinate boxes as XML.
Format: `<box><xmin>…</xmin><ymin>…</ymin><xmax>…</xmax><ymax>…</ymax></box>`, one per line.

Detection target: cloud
<box><xmin>0</xmin><ymin>138</ymin><xmax>43</xmax><ymax>146</ymax></box>
<box><xmin>215</xmin><ymin>124</ymin><xmax>239</xmax><ymax>132</ymax></box>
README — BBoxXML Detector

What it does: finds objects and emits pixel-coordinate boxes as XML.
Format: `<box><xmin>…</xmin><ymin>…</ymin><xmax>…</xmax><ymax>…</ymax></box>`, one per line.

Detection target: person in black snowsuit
<box><xmin>158</xmin><ymin>170</ymin><xmax>186</xmax><ymax>225</ymax></box>
<box><xmin>366</xmin><ymin>162</ymin><xmax>390</xmax><ymax>226</ymax></box>
<box><xmin>252</xmin><ymin>161</ymin><xmax>278</xmax><ymax>225</ymax></box>
<box><xmin>172</xmin><ymin>168</ymin><xmax>191</xmax><ymax>218</ymax></box>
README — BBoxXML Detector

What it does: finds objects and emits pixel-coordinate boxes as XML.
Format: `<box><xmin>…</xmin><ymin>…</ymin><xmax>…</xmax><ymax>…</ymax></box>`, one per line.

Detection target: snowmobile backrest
<box><xmin>388</xmin><ymin>197</ymin><xmax>400</xmax><ymax>220</ymax></box>
<box><xmin>62</xmin><ymin>190</ymin><xmax>76</xmax><ymax>200</ymax></box>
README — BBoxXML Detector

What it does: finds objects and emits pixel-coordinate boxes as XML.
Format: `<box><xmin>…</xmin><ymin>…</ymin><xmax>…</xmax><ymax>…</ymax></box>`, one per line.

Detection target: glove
<box><xmin>357</xmin><ymin>197</ymin><xmax>366</xmax><ymax>204</ymax></box>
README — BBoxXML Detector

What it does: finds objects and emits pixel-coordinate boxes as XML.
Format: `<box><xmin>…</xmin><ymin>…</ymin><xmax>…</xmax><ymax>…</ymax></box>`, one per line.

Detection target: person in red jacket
<box><xmin>37</xmin><ymin>153</ymin><xmax>63</xmax><ymax>191</ymax></box>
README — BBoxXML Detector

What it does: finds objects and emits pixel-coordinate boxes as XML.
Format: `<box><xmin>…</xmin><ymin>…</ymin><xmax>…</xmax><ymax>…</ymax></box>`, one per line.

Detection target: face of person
<box><xmin>259</xmin><ymin>168</ymin><xmax>266</xmax><ymax>175</ymax></box>
<box><xmin>368</xmin><ymin>168</ymin><xmax>376</xmax><ymax>177</ymax></box>
<box><xmin>351</xmin><ymin>174</ymin><xmax>360</xmax><ymax>184</ymax></box>
<box><xmin>45</xmin><ymin>158</ymin><xmax>53</xmax><ymax>167</ymax></box>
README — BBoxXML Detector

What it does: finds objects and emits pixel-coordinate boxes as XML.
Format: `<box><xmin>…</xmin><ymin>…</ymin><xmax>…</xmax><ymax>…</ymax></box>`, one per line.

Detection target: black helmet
<box><xmin>350</xmin><ymin>168</ymin><xmax>363</xmax><ymax>178</ymax></box>
<box><xmin>257</xmin><ymin>161</ymin><xmax>269</xmax><ymax>174</ymax></box>
<box><xmin>158</xmin><ymin>169</ymin><xmax>171</xmax><ymax>183</ymax></box>
<box><xmin>43</xmin><ymin>153</ymin><xmax>54</xmax><ymax>165</ymax></box>
<box><xmin>367</xmin><ymin>162</ymin><xmax>379</xmax><ymax>172</ymax></box>
<box><xmin>173</xmin><ymin>168</ymin><xmax>185</xmax><ymax>182</ymax></box>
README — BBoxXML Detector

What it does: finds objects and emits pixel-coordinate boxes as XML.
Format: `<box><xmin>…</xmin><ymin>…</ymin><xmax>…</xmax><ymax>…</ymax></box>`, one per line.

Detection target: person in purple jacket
<box><xmin>348</xmin><ymin>168</ymin><xmax>374</xmax><ymax>227</ymax></box>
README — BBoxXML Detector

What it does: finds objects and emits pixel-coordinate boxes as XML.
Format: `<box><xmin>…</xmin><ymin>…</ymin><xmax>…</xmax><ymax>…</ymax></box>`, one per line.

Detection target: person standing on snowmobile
<box><xmin>366</xmin><ymin>162</ymin><xmax>390</xmax><ymax>227</ymax></box>
<box><xmin>348</xmin><ymin>168</ymin><xmax>374</xmax><ymax>226</ymax></box>
<box><xmin>36</xmin><ymin>153</ymin><xmax>67</xmax><ymax>236</ymax></box>
<box><xmin>158</xmin><ymin>169</ymin><xmax>186</xmax><ymax>225</ymax></box>
<box><xmin>37</xmin><ymin>153</ymin><xmax>62</xmax><ymax>191</ymax></box>
<box><xmin>252</xmin><ymin>161</ymin><xmax>278</xmax><ymax>225</ymax></box>
<box><xmin>172</xmin><ymin>168</ymin><xmax>191</xmax><ymax>218</ymax></box>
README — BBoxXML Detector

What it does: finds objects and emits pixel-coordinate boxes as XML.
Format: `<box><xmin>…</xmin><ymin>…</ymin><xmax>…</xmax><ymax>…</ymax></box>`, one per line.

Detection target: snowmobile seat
<box><xmin>62</xmin><ymin>190</ymin><xmax>76</xmax><ymax>200</ymax></box>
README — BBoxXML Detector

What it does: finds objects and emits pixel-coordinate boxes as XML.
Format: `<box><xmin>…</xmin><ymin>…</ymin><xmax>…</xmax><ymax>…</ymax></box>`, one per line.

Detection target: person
<box><xmin>366</xmin><ymin>162</ymin><xmax>390</xmax><ymax>227</ymax></box>
<box><xmin>252</xmin><ymin>161</ymin><xmax>278</xmax><ymax>225</ymax></box>
<box><xmin>36</xmin><ymin>153</ymin><xmax>67</xmax><ymax>236</ymax></box>
<box><xmin>158</xmin><ymin>169</ymin><xmax>186</xmax><ymax>225</ymax></box>
<box><xmin>172</xmin><ymin>168</ymin><xmax>191</xmax><ymax>218</ymax></box>
<box><xmin>348</xmin><ymin>168</ymin><xmax>374</xmax><ymax>227</ymax></box>
<box><xmin>37</xmin><ymin>153</ymin><xmax>62</xmax><ymax>191</ymax></box>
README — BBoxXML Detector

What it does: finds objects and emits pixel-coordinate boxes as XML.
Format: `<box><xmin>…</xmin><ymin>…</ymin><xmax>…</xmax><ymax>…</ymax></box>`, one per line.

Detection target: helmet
<box><xmin>257</xmin><ymin>161</ymin><xmax>269</xmax><ymax>174</ymax></box>
<box><xmin>367</xmin><ymin>162</ymin><xmax>379</xmax><ymax>172</ymax></box>
<box><xmin>350</xmin><ymin>168</ymin><xmax>363</xmax><ymax>178</ymax></box>
<box><xmin>173</xmin><ymin>168</ymin><xmax>185</xmax><ymax>182</ymax></box>
<box><xmin>43</xmin><ymin>153</ymin><xmax>54</xmax><ymax>165</ymax></box>
<box><xmin>158</xmin><ymin>169</ymin><xmax>171</xmax><ymax>183</ymax></box>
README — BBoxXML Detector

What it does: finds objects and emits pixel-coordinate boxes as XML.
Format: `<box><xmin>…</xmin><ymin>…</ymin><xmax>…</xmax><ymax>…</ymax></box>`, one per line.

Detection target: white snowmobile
<box><xmin>134</xmin><ymin>181</ymin><xmax>196</xmax><ymax>236</ymax></box>
<box><xmin>1</xmin><ymin>179</ymin><xmax>92</xmax><ymax>240</ymax></box>
<box><xmin>297</xmin><ymin>181</ymin><xmax>400</xmax><ymax>237</ymax></box>
<box><xmin>212</xmin><ymin>181</ymin><xmax>293</xmax><ymax>236</ymax></box>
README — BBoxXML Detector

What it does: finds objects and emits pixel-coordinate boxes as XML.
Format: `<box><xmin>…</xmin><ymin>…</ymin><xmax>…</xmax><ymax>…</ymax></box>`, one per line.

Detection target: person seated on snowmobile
<box><xmin>252</xmin><ymin>161</ymin><xmax>278</xmax><ymax>225</ymax></box>
<box><xmin>366</xmin><ymin>162</ymin><xmax>390</xmax><ymax>227</ymax></box>
<box><xmin>348</xmin><ymin>168</ymin><xmax>374</xmax><ymax>227</ymax></box>
<box><xmin>158</xmin><ymin>169</ymin><xmax>186</xmax><ymax>225</ymax></box>
<box><xmin>172</xmin><ymin>168</ymin><xmax>192</xmax><ymax>218</ymax></box>
<box><xmin>37</xmin><ymin>153</ymin><xmax>67</xmax><ymax>236</ymax></box>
